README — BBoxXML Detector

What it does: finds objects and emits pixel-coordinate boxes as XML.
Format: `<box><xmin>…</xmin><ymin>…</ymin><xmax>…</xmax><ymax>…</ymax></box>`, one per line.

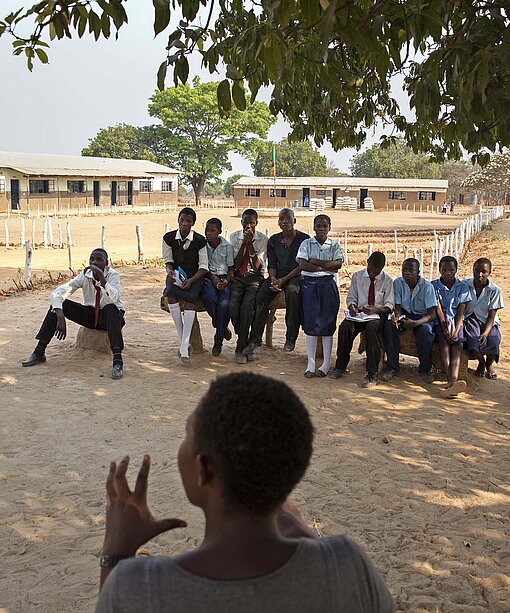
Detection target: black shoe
<box><xmin>242</xmin><ymin>341</ymin><xmax>258</xmax><ymax>356</ymax></box>
<box><xmin>223</xmin><ymin>327</ymin><xmax>232</xmax><ymax>341</ymax></box>
<box><xmin>111</xmin><ymin>363</ymin><xmax>124</xmax><ymax>379</ymax></box>
<box><xmin>328</xmin><ymin>368</ymin><xmax>345</xmax><ymax>380</ymax></box>
<box><xmin>22</xmin><ymin>352</ymin><xmax>46</xmax><ymax>367</ymax></box>
<box><xmin>284</xmin><ymin>340</ymin><xmax>295</xmax><ymax>352</ymax></box>
<box><xmin>212</xmin><ymin>342</ymin><xmax>222</xmax><ymax>356</ymax></box>
<box><xmin>361</xmin><ymin>373</ymin><xmax>378</xmax><ymax>388</ymax></box>
<box><xmin>381</xmin><ymin>368</ymin><xmax>397</xmax><ymax>382</ymax></box>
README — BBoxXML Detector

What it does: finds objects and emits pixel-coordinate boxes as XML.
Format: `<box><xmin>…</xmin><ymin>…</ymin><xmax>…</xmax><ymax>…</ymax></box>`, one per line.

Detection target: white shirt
<box><xmin>230</xmin><ymin>229</ymin><xmax>268</xmax><ymax>274</ymax></box>
<box><xmin>162</xmin><ymin>230</ymin><xmax>209</xmax><ymax>271</ymax></box>
<box><xmin>50</xmin><ymin>267</ymin><xmax>123</xmax><ymax>311</ymax></box>
<box><xmin>347</xmin><ymin>269</ymin><xmax>394</xmax><ymax>310</ymax></box>
<box><xmin>296</xmin><ymin>236</ymin><xmax>343</xmax><ymax>277</ymax></box>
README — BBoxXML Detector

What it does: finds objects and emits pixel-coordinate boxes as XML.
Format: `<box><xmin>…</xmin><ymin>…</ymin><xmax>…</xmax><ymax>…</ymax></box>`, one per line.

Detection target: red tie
<box><xmin>368</xmin><ymin>278</ymin><xmax>375</xmax><ymax>306</ymax></box>
<box><xmin>239</xmin><ymin>248</ymin><xmax>250</xmax><ymax>275</ymax></box>
<box><xmin>94</xmin><ymin>285</ymin><xmax>101</xmax><ymax>327</ymax></box>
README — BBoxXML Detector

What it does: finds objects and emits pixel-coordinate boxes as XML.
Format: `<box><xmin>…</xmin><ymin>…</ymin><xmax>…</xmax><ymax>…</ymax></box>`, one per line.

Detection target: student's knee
<box><xmin>364</xmin><ymin>321</ymin><xmax>381</xmax><ymax>338</ymax></box>
<box><xmin>102</xmin><ymin>303</ymin><xmax>120</xmax><ymax>317</ymax></box>
<box><xmin>286</xmin><ymin>282</ymin><xmax>300</xmax><ymax>297</ymax></box>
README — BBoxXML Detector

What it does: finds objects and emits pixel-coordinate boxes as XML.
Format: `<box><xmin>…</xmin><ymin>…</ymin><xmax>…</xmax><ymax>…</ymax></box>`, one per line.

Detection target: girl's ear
<box><xmin>196</xmin><ymin>454</ymin><xmax>215</xmax><ymax>487</ymax></box>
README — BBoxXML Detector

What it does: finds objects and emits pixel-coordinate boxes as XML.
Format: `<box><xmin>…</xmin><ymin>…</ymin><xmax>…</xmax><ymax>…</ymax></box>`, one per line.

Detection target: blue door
<box><xmin>10</xmin><ymin>179</ymin><xmax>20</xmax><ymax>210</ymax></box>
<box><xmin>93</xmin><ymin>181</ymin><xmax>100</xmax><ymax>206</ymax></box>
<box><xmin>127</xmin><ymin>181</ymin><xmax>133</xmax><ymax>205</ymax></box>
<box><xmin>111</xmin><ymin>181</ymin><xmax>117</xmax><ymax>206</ymax></box>
<box><xmin>359</xmin><ymin>188</ymin><xmax>368</xmax><ymax>209</ymax></box>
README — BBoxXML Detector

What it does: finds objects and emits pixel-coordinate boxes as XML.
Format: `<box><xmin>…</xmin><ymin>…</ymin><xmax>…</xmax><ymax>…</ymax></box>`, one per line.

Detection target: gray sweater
<box><xmin>95</xmin><ymin>536</ymin><xmax>394</xmax><ymax>612</ymax></box>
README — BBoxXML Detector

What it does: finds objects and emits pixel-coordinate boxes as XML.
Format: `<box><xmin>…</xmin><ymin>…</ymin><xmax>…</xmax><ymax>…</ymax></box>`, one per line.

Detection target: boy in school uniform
<box><xmin>244</xmin><ymin>208</ymin><xmax>309</xmax><ymax>355</ymax></box>
<box><xmin>162</xmin><ymin>207</ymin><xmax>208</xmax><ymax>364</ymax></box>
<box><xmin>382</xmin><ymin>258</ymin><xmax>437</xmax><ymax>383</ymax></box>
<box><xmin>329</xmin><ymin>252</ymin><xmax>394</xmax><ymax>388</ymax></box>
<box><xmin>22</xmin><ymin>248</ymin><xmax>125</xmax><ymax>379</ymax></box>
<box><xmin>229</xmin><ymin>209</ymin><xmax>268</xmax><ymax>363</ymax></box>
<box><xmin>200</xmin><ymin>218</ymin><xmax>234</xmax><ymax>357</ymax></box>
<box><xmin>463</xmin><ymin>257</ymin><xmax>504</xmax><ymax>379</ymax></box>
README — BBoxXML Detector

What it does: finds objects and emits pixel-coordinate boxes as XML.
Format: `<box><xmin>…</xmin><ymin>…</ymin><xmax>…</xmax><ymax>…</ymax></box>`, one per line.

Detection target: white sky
<box><xmin>0</xmin><ymin>3</ymin><xmax>408</xmax><ymax>178</ymax></box>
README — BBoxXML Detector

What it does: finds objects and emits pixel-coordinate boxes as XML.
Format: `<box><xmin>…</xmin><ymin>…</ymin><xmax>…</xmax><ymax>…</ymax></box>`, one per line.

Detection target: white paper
<box><xmin>344</xmin><ymin>310</ymin><xmax>380</xmax><ymax>322</ymax></box>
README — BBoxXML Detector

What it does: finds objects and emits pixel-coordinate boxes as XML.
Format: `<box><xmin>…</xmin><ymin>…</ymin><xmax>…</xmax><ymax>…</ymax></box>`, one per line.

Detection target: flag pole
<box><xmin>271</xmin><ymin>143</ymin><xmax>276</xmax><ymax>209</ymax></box>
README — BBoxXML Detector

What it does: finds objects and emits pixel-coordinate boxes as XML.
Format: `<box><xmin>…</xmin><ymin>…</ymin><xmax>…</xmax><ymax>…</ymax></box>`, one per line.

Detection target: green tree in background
<box><xmin>462</xmin><ymin>151</ymin><xmax>510</xmax><ymax>194</ymax></box>
<box><xmin>253</xmin><ymin>140</ymin><xmax>327</xmax><ymax>177</ymax></box>
<box><xmin>149</xmin><ymin>78</ymin><xmax>274</xmax><ymax>204</ymax></box>
<box><xmin>350</xmin><ymin>140</ymin><xmax>442</xmax><ymax>179</ymax></box>
<box><xmin>223</xmin><ymin>174</ymin><xmax>243</xmax><ymax>197</ymax></box>
<box><xmin>441</xmin><ymin>160</ymin><xmax>476</xmax><ymax>201</ymax></box>
<box><xmin>82</xmin><ymin>124</ymin><xmax>165</xmax><ymax>162</ymax></box>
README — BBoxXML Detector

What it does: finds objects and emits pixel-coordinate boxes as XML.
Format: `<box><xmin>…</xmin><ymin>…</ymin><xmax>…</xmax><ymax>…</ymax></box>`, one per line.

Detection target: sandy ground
<box><xmin>0</xmin><ymin>210</ymin><xmax>509</xmax><ymax>612</ymax></box>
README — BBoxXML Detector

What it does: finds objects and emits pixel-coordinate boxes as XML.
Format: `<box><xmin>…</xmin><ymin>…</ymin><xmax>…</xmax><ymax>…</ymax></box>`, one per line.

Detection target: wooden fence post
<box><xmin>66</xmin><ymin>222</ymin><xmax>73</xmax><ymax>272</ymax></box>
<box><xmin>136</xmin><ymin>224</ymin><xmax>145</xmax><ymax>262</ymax></box>
<box><xmin>4</xmin><ymin>220</ymin><xmax>9</xmax><ymax>248</ymax></box>
<box><xmin>394</xmin><ymin>229</ymin><xmax>398</xmax><ymax>263</ymax></box>
<box><xmin>43</xmin><ymin>219</ymin><xmax>48</xmax><ymax>249</ymax></box>
<box><xmin>47</xmin><ymin>218</ymin><xmax>54</xmax><ymax>247</ymax></box>
<box><xmin>343</xmin><ymin>229</ymin><xmax>348</xmax><ymax>265</ymax></box>
<box><xmin>101</xmin><ymin>225</ymin><xmax>106</xmax><ymax>249</ymax></box>
<box><xmin>367</xmin><ymin>243</ymin><xmax>372</xmax><ymax>257</ymax></box>
<box><xmin>24</xmin><ymin>240</ymin><xmax>32</xmax><ymax>285</ymax></box>
<box><xmin>57</xmin><ymin>222</ymin><xmax>63</xmax><ymax>249</ymax></box>
<box><xmin>20</xmin><ymin>218</ymin><xmax>25</xmax><ymax>247</ymax></box>
<box><xmin>31</xmin><ymin>219</ymin><xmax>36</xmax><ymax>247</ymax></box>
<box><xmin>429</xmin><ymin>245</ymin><xmax>435</xmax><ymax>281</ymax></box>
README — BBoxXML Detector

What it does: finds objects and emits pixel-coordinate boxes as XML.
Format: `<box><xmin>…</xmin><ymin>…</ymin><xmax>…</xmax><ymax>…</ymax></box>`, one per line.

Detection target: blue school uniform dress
<box><xmin>463</xmin><ymin>278</ymin><xmax>504</xmax><ymax>358</ymax></box>
<box><xmin>431</xmin><ymin>277</ymin><xmax>471</xmax><ymax>342</ymax></box>
<box><xmin>162</xmin><ymin>230</ymin><xmax>208</xmax><ymax>303</ymax></box>
<box><xmin>384</xmin><ymin>276</ymin><xmax>437</xmax><ymax>374</ymax></box>
<box><xmin>296</xmin><ymin>237</ymin><xmax>343</xmax><ymax>336</ymax></box>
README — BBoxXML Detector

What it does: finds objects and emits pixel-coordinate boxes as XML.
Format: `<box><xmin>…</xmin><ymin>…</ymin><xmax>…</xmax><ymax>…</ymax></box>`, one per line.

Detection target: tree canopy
<box><xmin>2</xmin><ymin>2</ymin><xmax>510</xmax><ymax>165</ymax></box>
<box><xmin>253</xmin><ymin>140</ymin><xmax>328</xmax><ymax>177</ymax></box>
<box><xmin>223</xmin><ymin>173</ymin><xmax>243</xmax><ymax>197</ymax></box>
<box><xmin>82</xmin><ymin>124</ymin><xmax>163</xmax><ymax>162</ymax></box>
<box><xmin>462</xmin><ymin>151</ymin><xmax>510</xmax><ymax>193</ymax></box>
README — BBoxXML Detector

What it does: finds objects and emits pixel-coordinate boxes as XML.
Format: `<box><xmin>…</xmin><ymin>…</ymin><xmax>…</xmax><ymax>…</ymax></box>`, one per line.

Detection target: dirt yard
<box><xmin>0</xmin><ymin>208</ymin><xmax>509</xmax><ymax>612</ymax></box>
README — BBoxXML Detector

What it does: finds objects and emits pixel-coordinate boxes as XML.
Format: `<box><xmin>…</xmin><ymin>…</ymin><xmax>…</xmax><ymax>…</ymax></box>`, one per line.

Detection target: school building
<box><xmin>0</xmin><ymin>151</ymin><xmax>179</xmax><ymax>213</ymax></box>
<box><xmin>233</xmin><ymin>176</ymin><xmax>449</xmax><ymax>209</ymax></box>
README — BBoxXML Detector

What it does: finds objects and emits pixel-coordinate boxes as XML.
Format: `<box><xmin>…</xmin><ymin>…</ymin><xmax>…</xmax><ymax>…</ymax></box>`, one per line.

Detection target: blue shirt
<box><xmin>206</xmin><ymin>236</ymin><xmax>234</xmax><ymax>276</ymax></box>
<box><xmin>296</xmin><ymin>236</ymin><xmax>344</xmax><ymax>277</ymax></box>
<box><xmin>394</xmin><ymin>276</ymin><xmax>437</xmax><ymax>316</ymax></box>
<box><xmin>431</xmin><ymin>277</ymin><xmax>470</xmax><ymax>319</ymax></box>
<box><xmin>463</xmin><ymin>277</ymin><xmax>504</xmax><ymax>327</ymax></box>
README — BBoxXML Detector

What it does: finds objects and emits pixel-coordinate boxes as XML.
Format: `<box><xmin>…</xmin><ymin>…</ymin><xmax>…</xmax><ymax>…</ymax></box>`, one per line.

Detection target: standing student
<box><xmin>463</xmin><ymin>258</ymin><xmax>504</xmax><ymax>379</ymax></box>
<box><xmin>432</xmin><ymin>256</ymin><xmax>471</xmax><ymax>397</ymax></box>
<box><xmin>162</xmin><ymin>207</ymin><xmax>208</xmax><ymax>364</ymax></box>
<box><xmin>382</xmin><ymin>258</ymin><xmax>437</xmax><ymax>384</ymax></box>
<box><xmin>296</xmin><ymin>214</ymin><xmax>343</xmax><ymax>378</ymax></box>
<box><xmin>200</xmin><ymin>218</ymin><xmax>234</xmax><ymax>357</ymax></box>
<box><xmin>21</xmin><ymin>248</ymin><xmax>125</xmax><ymax>379</ymax></box>
<box><xmin>244</xmin><ymin>208</ymin><xmax>309</xmax><ymax>354</ymax></box>
<box><xmin>329</xmin><ymin>252</ymin><xmax>394</xmax><ymax>388</ymax></box>
<box><xmin>229</xmin><ymin>209</ymin><xmax>268</xmax><ymax>363</ymax></box>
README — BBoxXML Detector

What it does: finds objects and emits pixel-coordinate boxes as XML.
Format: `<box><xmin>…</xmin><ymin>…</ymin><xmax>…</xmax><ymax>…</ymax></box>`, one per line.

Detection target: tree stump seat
<box><xmin>75</xmin><ymin>327</ymin><xmax>111</xmax><ymax>354</ymax></box>
<box><xmin>160</xmin><ymin>295</ymin><xmax>206</xmax><ymax>353</ymax></box>
<box><xmin>265</xmin><ymin>292</ymin><xmax>286</xmax><ymax>348</ymax></box>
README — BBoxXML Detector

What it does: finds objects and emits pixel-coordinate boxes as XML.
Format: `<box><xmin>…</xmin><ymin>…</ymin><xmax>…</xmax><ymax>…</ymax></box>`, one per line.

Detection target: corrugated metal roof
<box><xmin>0</xmin><ymin>151</ymin><xmax>179</xmax><ymax>177</ymax></box>
<box><xmin>234</xmin><ymin>176</ymin><xmax>449</xmax><ymax>189</ymax></box>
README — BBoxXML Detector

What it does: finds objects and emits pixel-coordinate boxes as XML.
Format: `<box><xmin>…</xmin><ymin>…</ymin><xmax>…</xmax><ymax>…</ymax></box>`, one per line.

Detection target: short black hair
<box><xmin>314</xmin><ymin>214</ymin><xmax>331</xmax><ymax>228</ymax></box>
<box><xmin>402</xmin><ymin>257</ymin><xmax>420</xmax><ymax>270</ymax></box>
<box><xmin>474</xmin><ymin>257</ymin><xmax>492</xmax><ymax>272</ymax></box>
<box><xmin>242</xmin><ymin>208</ymin><xmax>258</xmax><ymax>220</ymax></box>
<box><xmin>439</xmin><ymin>255</ymin><xmax>458</xmax><ymax>271</ymax></box>
<box><xmin>368</xmin><ymin>251</ymin><xmax>386</xmax><ymax>269</ymax></box>
<box><xmin>91</xmin><ymin>248</ymin><xmax>108</xmax><ymax>261</ymax></box>
<box><xmin>194</xmin><ymin>373</ymin><xmax>314</xmax><ymax>515</ymax></box>
<box><xmin>178</xmin><ymin>207</ymin><xmax>197</xmax><ymax>223</ymax></box>
<box><xmin>206</xmin><ymin>217</ymin><xmax>222</xmax><ymax>232</ymax></box>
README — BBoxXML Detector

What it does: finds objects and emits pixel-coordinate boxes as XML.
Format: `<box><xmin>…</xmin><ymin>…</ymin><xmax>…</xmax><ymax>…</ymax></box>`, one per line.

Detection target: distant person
<box><xmin>329</xmin><ymin>252</ymin><xmax>394</xmax><ymax>388</ymax></box>
<box><xmin>95</xmin><ymin>372</ymin><xmax>394</xmax><ymax>613</ymax></box>
<box><xmin>21</xmin><ymin>248</ymin><xmax>125</xmax><ymax>379</ymax></box>
<box><xmin>243</xmin><ymin>208</ymin><xmax>309</xmax><ymax>355</ymax></box>
<box><xmin>463</xmin><ymin>258</ymin><xmax>504</xmax><ymax>379</ymax></box>
<box><xmin>200</xmin><ymin>218</ymin><xmax>234</xmax><ymax>356</ymax></box>
<box><xmin>450</xmin><ymin>200</ymin><xmax>455</xmax><ymax>213</ymax></box>
<box><xmin>162</xmin><ymin>207</ymin><xmax>208</xmax><ymax>364</ymax></box>
<box><xmin>297</xmin><ymin>214</ymin><xmax>343</xmax><ymax>377</ymax></box>
<box><xmin>382</xmin><ymin>258</ymin><xmax>437</xmax><ymax>384</ymax></box>
<box><xmin>229</xmin><ymin>209</ymin><xmax>268</xmax><ymax>363</ymax></box>
<box><xmin>442</xmin><ymin>202</ymin><xmax>448</xmax><ymax>214</ymax></box>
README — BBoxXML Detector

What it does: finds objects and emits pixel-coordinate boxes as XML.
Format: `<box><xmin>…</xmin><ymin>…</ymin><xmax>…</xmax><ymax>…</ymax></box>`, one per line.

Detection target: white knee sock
<box><xmin>305</xmin><ymin>335</ymin><xmax>318</xmax><ymax>372</ymax></box>
<box><xmin>169</xmin><ymin>303</ymin><xmax>183</xmax><ymax>341</ymax></box>
<box><xmin>180</xmin><ymin>310</ymin><xmax>195</xmax><ymax>358</ymax></box>
<box><xmin>319</xmin><ymin>335</ymin><xmax>333</xmax><ymax>374</ymax></box>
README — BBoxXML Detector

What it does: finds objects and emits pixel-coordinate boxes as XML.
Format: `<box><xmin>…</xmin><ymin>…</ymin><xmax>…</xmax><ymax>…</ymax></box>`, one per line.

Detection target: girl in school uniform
<box><xmin>432</xmin><ymin>256</ymin><xmax>471</xmax><ymax>398</ymax></box>
<box><xmin>296</xmin><ymin>215</ymin><xmax>343</xmax><ymax>377</ymax></box>
<box><xmin>463</xmin><ymin>257</ymin><xmax>504</xmax><ymax>379</ymax></box>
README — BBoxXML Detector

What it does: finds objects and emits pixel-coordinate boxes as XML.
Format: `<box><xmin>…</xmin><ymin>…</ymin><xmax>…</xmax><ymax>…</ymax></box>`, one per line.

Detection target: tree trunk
<box><xmin>191</xmin><ymin>176</ymin><xmax>206</xmax><ymax>207</ymax></box>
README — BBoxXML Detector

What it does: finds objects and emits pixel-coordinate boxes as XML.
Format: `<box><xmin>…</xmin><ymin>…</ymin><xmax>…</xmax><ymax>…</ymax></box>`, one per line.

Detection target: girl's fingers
<box><xmin>106</xmin><ymin>461</ymin><xmax>117</xmax><ymax>500</ymax></box>
<box><xmin>134</xmin><ymin>454</ymin><xmax>150</xmax><ymax>501</ymax></box>
<box><xmin>113</xmin><ymin>456</ymin><xmax>133</xmax><ymax>498</ymax></box>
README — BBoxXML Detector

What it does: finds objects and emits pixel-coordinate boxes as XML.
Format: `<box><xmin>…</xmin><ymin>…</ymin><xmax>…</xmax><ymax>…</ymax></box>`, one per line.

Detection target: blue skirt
<box><xmin>464</xmin><ymin>314</ymin><xmax>501</xmax><ymax>359</ymax></box>
<box><xmin>301</xmin><ymin>276</ymin><xmax>340</xmax><ymax>336</ymax></box>
<box><xmin>164</xmin><ymin>277</ymin><xmax>203</xmax><ymax>304</ymax></box>
<box><xmin>433</xmin><ymin>321</ymin><xmax>465</xmax><ymax>343</ymax></box>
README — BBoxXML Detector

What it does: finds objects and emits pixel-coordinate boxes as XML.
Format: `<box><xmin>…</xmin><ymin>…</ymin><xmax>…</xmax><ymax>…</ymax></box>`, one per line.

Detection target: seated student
<box><xmin>329</xmin><ymin>252</ymin><xmax>394</xmax><ymax>388</ymax></box>
<box><xmin>21</xmin><ymin>248</ymin><xmax>125</xmax><ymax>379</ymax></box>
<box><xmin>162</xmin><ymin>207</ymin><xmax>208</xmax><ymax>364</ymax></box>
<box><xmin>229</xmin><ymin>209</ymin><xmax>268</xmax><ymax>363</ymax></box>
<box><xmin>297</xmin><ymin>214</ymin><xmax>343</xmax><ymax>378</ymax></box>
<box><xmin>200</xmin><ymin>218</ymin><xmax>234</xmax><ymax>357</ymax></box>
<box><xmin>432</xmin><ymin>256</ymin><xmax>471</xmax><ymax>398</ymax></box>
<box><xmin>244</xmin><ymin>208</ymin><xmax>309</xmax><ymax>354</ymax></box>
<box><xmin>95</xmin><ymin>372</ymin><xmax>394</xmax><ymax>613</ymax></box>
<box><xmin>463</xmin><ymin>257</ymin><xmax>504</xmax><ymax>379</ymax></box>
<box><xmin>382</xmin><ymin>258</ymin><xmax>437</xmax><ymax>384</ymax></box>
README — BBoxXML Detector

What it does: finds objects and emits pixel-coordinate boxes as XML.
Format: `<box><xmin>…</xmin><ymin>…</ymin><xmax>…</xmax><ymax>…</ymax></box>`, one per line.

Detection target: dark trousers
<box><xmin>383</xmin><ymin>312</ymin><xmax>434</xmax><ymax>374</ymax></box>
<box><xmin>335</xmin><ymin>317</ymin><xmax>384</xmax><ymax>375</ymax></box>
<box><xmin>229</xmin><ymin>272</ymin><xmax>263</xmax><ymax>353</ymax></box>
<box><xmin>36</xmin><ymin>300</ymin><xmax>125</xmax><ymax>352</ymax></box>
<box><xmin>250</xmin><ymin>277</ymin><xmax>302</xmax><ymax>345</ymax></box>
<box><xmin>200</xmin><ymin>277</ymin><xmax>231</xmax><ymax>344</ymax></box>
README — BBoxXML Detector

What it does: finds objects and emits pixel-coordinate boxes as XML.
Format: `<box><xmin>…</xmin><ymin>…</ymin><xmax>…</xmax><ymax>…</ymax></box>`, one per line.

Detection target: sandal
<box><xmin>485</xmin><ymin>371</ymin><xmax>498</xmax><ymax>380</ymax></box>
<box><xmin>468</xmin><ymin>367</ymin><xmax>485</xmax><ymax>378</ymax></box>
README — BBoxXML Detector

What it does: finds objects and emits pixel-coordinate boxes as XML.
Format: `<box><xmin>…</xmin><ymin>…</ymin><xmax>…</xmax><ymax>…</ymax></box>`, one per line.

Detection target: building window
<box><xmin>29</xmin><ymin>179</ymin><xmax>54</xmax><ymax>194</ymax></box>
<box><xmin>162</xmin><ymin>181</ymin><xmax>174</xmax><ymax>192</ymax></box>
<box><xmin>244</xmin><ymin>188</ymin><xmax>260</xmax><ymax>197</ymax></box>
<box><xmin>0</xmin><ymin>177</ymin><xmax>5</xmax><ymax>193</ymax></box>
<box><xmin>316</xmin><ymin>189</ymin><xmax>326</xmax><ymax>196</ymax></box>
<box><xmin>67</xmin><ymin>180</ymin><xmax>86</xmax><ymax>194</ymax></box>
<box><xmin>118</xmin><ymin>181</ymin><xmax>127</xmax><ymax>192</ymax></box>
<box><xmin>139</xmin><ymin>180</ymin><xmax>153</xmax><ymax>192</ymax></box>
<box><xmin>269</xmin><ymin>188</ymin><xmax>287</xmax><ymax>198</ymax></box>
<box><xmin>418</xmin><ymin>191</ymin><xmax>436</xmax><ymax>201</ymax></box>
<box><xmin>388</xmin><ymin>191</ymin><xmax>407</xmax><ymax>200</ymax></box>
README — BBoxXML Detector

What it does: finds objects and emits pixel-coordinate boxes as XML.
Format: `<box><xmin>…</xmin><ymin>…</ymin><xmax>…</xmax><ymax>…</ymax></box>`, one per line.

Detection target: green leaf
<box><xmin>175</xmin><ymin>56</ymin><xmax>189</xmax><ymax>84</ymax></box>
<box><xmin>217</xmin><ymin>79</ymin><xmax>232</xmax><ymax>114</ymax></box>
<box><xmin>157</xmin><ymin>60</ymin><xmax>167</xmax><ymax>91</ymax></box>
<box><xmin>153</xmin><ymin>0</ymin><xmax>170</xmax><ymax>36</ymax></box>
<box><xmin>35</xmin><ymin>48</ymin><xmax>48</xmax><ymax>64</ymax></box>
<box><xmin>232</xmin><ymin>81</ymin><xmax>246</xmax><ymax>110</ymax></box>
